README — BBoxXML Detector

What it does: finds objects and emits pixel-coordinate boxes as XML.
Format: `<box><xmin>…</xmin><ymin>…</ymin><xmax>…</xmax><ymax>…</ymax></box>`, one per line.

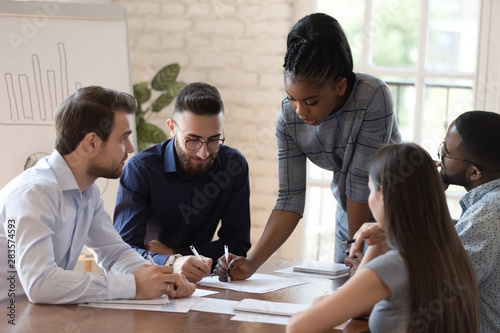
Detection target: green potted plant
<box><xmin>133</xmin><ymin>63</ymin><xmax>186</xmax><ymax>152</ymax></box>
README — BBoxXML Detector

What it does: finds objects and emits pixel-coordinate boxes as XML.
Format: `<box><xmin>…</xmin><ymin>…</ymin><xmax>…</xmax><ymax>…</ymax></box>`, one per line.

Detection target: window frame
<box><xmin>300</xmin><ymin>0</ymin><xmax>500</xmax><ymax>261</ymax></box>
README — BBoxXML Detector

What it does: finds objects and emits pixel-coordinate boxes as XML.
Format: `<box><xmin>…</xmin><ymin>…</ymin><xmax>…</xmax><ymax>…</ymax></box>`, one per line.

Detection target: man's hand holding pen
<box><xmin>173</xmin><ymin>255</ymin><xmax>212</xmax><ymax>283</ymax></box>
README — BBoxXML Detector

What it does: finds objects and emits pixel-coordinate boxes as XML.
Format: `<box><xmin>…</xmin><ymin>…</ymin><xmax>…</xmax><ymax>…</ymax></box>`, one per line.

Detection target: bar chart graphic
<box><xmin>2</xmin><ymin>42</ymin><xmax>81</xmax><ymax>126</ymax></box>
<box><xmin>1</xmin><ymin>1</ymin><xmax>132</xmax><ymax>215</ymax></box>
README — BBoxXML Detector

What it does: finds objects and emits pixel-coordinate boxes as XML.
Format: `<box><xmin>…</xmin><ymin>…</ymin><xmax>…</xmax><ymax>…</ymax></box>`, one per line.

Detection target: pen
<box><xmin>147</xmin><ymin>252</ymin><xmax>157</xmax><ymax>265</ymax></box>
<box><xmin>224</xmin><ymin>245</ymin><xmax>231</xmax><ymax>283</ymax></box>
<box><xmin>190</xmin><ymin>245</ymin><xmax>204</xmax><ymax>262</ymax></box>
<box><xmin>341</xmin><ymin>234</ymin><xmax>385</xmax><ymax>245</ymax></box>
<box><xmin>190</xmin><ymin>245</ymin><xmax>215</xmax><ymax>277</ymax></box>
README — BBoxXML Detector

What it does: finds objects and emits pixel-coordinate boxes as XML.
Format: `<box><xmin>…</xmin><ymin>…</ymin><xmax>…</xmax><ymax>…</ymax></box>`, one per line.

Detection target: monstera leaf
<box><xmin>152</xmin><ymin>82</ymin><xmax>186</xmax><ymax>112</ymax></box>
<box><xmin>151</xmin><ymin>64</ymin><xmax>180</xmax><ymax>90</ymax></box>
<box><xmin>133</xmin><ymin>63</ymin><xmax>186</xmax><ymax>151</ymax></box>
<box><xmin>133</xmin><ymin>82</ymin><xmax>151</xmax><ymax>105</ymax></box>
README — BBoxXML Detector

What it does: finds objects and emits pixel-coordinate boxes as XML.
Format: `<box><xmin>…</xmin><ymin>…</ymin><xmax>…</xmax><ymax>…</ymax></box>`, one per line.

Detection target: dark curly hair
<box><xmin>283</xmin><ymin>13</ymin><xmax>356</xmax><ymax>87</ymax></box>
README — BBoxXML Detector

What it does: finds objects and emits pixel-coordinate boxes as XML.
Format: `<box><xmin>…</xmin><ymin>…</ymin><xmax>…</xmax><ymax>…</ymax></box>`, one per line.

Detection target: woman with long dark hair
<box><xmin>287</xmin><ymin>143</ymin><xmax>479</xmax><ymax>333</ymax></box>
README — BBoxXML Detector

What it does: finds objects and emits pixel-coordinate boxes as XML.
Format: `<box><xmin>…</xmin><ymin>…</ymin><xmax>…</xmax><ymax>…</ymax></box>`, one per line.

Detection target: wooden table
<box><xmin>1</xmin><ymin>257</ymin><xmax>369</xmax><ymax>333</ymax></box>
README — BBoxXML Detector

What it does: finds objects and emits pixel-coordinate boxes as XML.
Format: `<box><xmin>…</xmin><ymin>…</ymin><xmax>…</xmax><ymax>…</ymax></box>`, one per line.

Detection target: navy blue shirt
<box><xmin>113</xmin><ymin>139</ymin><xmax>251</xmax><ymax>266</ymax></box>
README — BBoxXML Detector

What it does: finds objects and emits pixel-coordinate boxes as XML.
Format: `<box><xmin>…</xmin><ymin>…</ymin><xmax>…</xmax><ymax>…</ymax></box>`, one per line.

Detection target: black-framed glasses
<box><xmin>173</xmin><ymin>121</ymin><xmax>225</xmax><ymax>151</ymax></box>
<box><xmin>437</xmin><ymin>140</ymin><xmax>479</xmax><ymax>167</ymax></box>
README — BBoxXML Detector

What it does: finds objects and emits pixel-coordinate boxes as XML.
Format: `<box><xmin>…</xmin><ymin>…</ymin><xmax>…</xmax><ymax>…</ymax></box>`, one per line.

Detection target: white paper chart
<box><xmin>0</xmin><ymin>2</ymin><xmax>134</xmax><ymax>216</ymax></box>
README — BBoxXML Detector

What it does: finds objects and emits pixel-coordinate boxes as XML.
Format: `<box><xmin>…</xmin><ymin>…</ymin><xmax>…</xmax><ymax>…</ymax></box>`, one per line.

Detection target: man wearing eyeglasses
<box><xmin>113</xmin><ymin>82</ymin><xmax>251</xmax><ymax>283</ymax></box>
<box><xmin>438</xmin><ymin>110</ymin><xmax>500</xmax><ymax>333</ymax></box>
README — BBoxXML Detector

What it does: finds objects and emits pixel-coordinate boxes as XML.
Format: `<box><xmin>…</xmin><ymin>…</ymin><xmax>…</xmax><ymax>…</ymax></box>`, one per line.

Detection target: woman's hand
<box><xmin>349</xmin><ymin>222</ymin><xmax>385</xmax><ymax>258</ymax></box>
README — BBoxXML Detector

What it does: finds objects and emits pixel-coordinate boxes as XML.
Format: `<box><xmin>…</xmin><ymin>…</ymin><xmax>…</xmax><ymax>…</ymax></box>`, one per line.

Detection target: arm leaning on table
<box><xmin>86</xmin><ymin>193</ymin><xmax>196</xmax><ymax>300</ymax></box>
<box><xmin>6</xmin><ymin>183</ymin><xmax>137</xmax><ymax>304</ymax></box>
<box><xmin>287</xmin><ymin>222</ymin><xmax>390</xmax><ymax>333</ymax></box>
<box><xmin>287</xmin><ymin>262</ymin><xmax>389</xmax><ymax>333</ymax></box>
<box><xmin>7</xmin><ymin>182</ymin><xmax>194</xmax><ymax>305</ymax></box>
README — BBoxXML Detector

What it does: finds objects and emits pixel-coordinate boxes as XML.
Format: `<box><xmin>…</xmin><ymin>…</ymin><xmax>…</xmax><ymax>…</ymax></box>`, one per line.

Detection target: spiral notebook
<box><xmin>292</xmin><ymin>261</ymin><xmax>349</xmax><ymax>276</ymax></box>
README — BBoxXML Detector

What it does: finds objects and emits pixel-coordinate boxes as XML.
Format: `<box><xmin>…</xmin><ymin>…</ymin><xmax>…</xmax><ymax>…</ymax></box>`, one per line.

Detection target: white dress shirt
<box><xmin>0</xmin><ymin>150</ymin><xmax>146</xmax><ymax>304</ymax></box>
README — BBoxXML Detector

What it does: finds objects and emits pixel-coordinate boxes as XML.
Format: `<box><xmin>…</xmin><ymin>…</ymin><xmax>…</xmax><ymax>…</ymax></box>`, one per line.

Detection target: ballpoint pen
<box><xmin>190</xmin><ymin>245</ymin><xmax>203</xmax><ymax>262</ymax></box>
<box><xmin>147</xmin><ymin>252</ymin><xmax>157</xmax><ymax>265</ymax></box>
<box><xmin>224</xmin><ymin>245</ymin><xmax>231</xmax><ymax>283</ymax></box>
<box><xmin>190</xmin><ymin>245</ymin><xmax>215</xmax><ymax>277</ymax></box>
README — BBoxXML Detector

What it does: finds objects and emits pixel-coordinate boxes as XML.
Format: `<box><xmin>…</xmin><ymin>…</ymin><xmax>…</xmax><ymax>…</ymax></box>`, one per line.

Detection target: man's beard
<box><xmin>175</xmin><ymin>138</ymin><xmax>216</xmax><ymax>176</ymax></box>
<box><xmin>440</xmin><ymin>168</ymin><xmax>469</xmax><ymax>188</ymax></box>
<box><xmin>87</xmin><ymin>155</ymin><xmax>124</xmax><ymax>180</ymax></box>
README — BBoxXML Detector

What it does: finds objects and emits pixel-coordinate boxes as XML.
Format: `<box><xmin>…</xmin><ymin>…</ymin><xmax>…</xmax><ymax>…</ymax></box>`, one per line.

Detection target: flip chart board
<box><xmin>0</xmin><ymin>1</ymin><xmax>133</xmax><ymax>216</ymax></box>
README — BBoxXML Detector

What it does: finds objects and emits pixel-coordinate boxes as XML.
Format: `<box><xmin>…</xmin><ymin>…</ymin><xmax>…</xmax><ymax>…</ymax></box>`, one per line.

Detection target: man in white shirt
<box><xmin>0</xmin><ymin>86</ymin><xmax>195</xmax><ymax>304</ymax></box>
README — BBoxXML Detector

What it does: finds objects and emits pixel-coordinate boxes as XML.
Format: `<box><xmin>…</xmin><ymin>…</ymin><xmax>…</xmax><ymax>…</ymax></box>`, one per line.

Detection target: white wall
<box><xmin>475</xmin><ymin>0</ymin><xmax>500</xmax><ymax>112</ymax></box>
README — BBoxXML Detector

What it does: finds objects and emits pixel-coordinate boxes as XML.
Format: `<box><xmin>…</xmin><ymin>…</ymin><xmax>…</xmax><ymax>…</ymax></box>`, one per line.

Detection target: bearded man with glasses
<box><xmin>114</xmin><ymin>82</ymin><xmax>251</xmax><ymax>283</ymax></box>
<box><xmin>438</xmin><ymin>110</ymin><xmax>500</xmax><ymax>333</ymax></box>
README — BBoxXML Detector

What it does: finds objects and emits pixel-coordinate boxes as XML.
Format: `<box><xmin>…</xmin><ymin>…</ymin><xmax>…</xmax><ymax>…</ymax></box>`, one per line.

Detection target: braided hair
<box><xmin>283</xmin><ymin>13</ymin><xmax>355</xmax><ymax>87</ymax></box>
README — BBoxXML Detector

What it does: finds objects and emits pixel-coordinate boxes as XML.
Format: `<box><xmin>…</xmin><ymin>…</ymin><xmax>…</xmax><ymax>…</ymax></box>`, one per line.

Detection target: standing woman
<box><xmin>215</xmin><ymin>13</ymin><xmax>401</xmax><ymax>279</ymax></box>
<box><xmin>287</xmin><ymin>143</ymin><xmax>480</xmax><ymax>333</ymax></box>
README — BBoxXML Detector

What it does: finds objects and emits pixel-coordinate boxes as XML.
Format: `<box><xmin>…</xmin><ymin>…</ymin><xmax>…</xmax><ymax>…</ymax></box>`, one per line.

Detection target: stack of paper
<box><xmin>231</xmin><ymin>298</ymin><xmax>351</xmax><ymax>330</ymax></box>
<box><xmin>87</xmin><ymin>295</ymin><xmax>169</xmax><ymax>306</ymax></box>
<box><xmin>233</xmin><ymin>298</ymin><xmax>309</xmax><ymax>317</ymax></box>
<box><xmin>81</xmin><ymin>295</ymin><xmax>170</xmax><ymax>312</ymax></box>
<box><xmin>197</xmin><ymin>273</ymin><xmax>306</xmax><ymax>293</ymax></box>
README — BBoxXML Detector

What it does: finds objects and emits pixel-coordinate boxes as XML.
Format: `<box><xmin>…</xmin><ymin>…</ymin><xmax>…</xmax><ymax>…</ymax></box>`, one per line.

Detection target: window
<box><xmin>303</xmin><ymin>0</ymin><xmax>481</xmax><ymax>261</ymax></box>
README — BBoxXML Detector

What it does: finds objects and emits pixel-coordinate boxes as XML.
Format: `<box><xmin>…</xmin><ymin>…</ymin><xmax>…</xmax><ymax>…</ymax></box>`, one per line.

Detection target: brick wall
<box><xmin>20</xmin><ymin>0</ymin><xmax>313</xmax><ymax>259</ymax></box>
<box><xmin>111</xmin><ymin>0</ymin><xmax>313</xmax><ymax>257</ymax></box>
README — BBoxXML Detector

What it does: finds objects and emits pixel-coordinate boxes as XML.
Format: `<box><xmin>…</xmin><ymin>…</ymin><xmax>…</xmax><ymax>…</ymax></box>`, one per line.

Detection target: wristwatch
<box><xmin>165</xmin><ymin>254</ymin><xmax>182</xmax><ymax>266</ymax></box>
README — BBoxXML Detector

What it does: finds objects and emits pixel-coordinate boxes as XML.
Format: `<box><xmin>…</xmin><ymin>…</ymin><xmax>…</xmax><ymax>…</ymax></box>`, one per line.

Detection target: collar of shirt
<box><xmin>460</xmin><ymin>178</ymin><xmax>500</xmax><ymax>214</ymax></box>
<box><xmin>47</xmin><ymin>150</ymin><xmax>94</xmax><ymax>200</ymax></box>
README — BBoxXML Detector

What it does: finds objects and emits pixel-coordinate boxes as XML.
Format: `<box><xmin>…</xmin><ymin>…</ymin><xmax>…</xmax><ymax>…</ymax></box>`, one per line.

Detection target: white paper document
<box><xmin>231</xmin><ymin>313</ymin><xmax>290</xmax><ymax>325</ymax></box>
<box><xmin>79</xmin><ymin>302</ymin><xmax>167</xmax><ymax>312</ymax></box>
<box><xmin>233</xmin><ymin>298</ymin><xmax>310</xmax><ymax>316</ymax></box>
<box><xmin>162</xmin><ymin>297</ymin><xmax>199</xmax><ymax>313</ymax></box>
<box><xmin>79</xmin><ymin>298</ymin><xmax>196</xmax><ymax>313</ymax></box>
<box><xmin>91</xmin><ymin>295</ymin><xmax>169</xmax><ymax>305</ymax></box>
<box><xmin>79</xmin><ymin>289</ymin><xmax>217</xmax><ymax>313</ymax></box>
<box><xmin>191</xmin><ymin>297</ymin><xmax>239</xmax><ymax>315</ymax></box>
<box><xmin>231</xmin><ymin>313</ymin><xmax>352</xmax><ymax>329</ymax></box>
<box><xmin>197</xmin><ymin>273</ymin><xmax>306</xmax><ymax>293</ymax></box>
<box><xmin>191</xmin><ymin>288</ymin><xmax>219</xmax><ymax>297</ymax></box>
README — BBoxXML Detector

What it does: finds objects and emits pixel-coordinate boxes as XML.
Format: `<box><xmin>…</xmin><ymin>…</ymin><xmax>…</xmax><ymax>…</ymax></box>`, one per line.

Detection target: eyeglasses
<box><xmin>173</xmin><ymin>121</ymin><xmax>225</xmax><ymax>151</ymax></box>
<box><xmin>437</xmin><ymin>140</ymin><xmax>478</xmax><ymax>167</ymax></box>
